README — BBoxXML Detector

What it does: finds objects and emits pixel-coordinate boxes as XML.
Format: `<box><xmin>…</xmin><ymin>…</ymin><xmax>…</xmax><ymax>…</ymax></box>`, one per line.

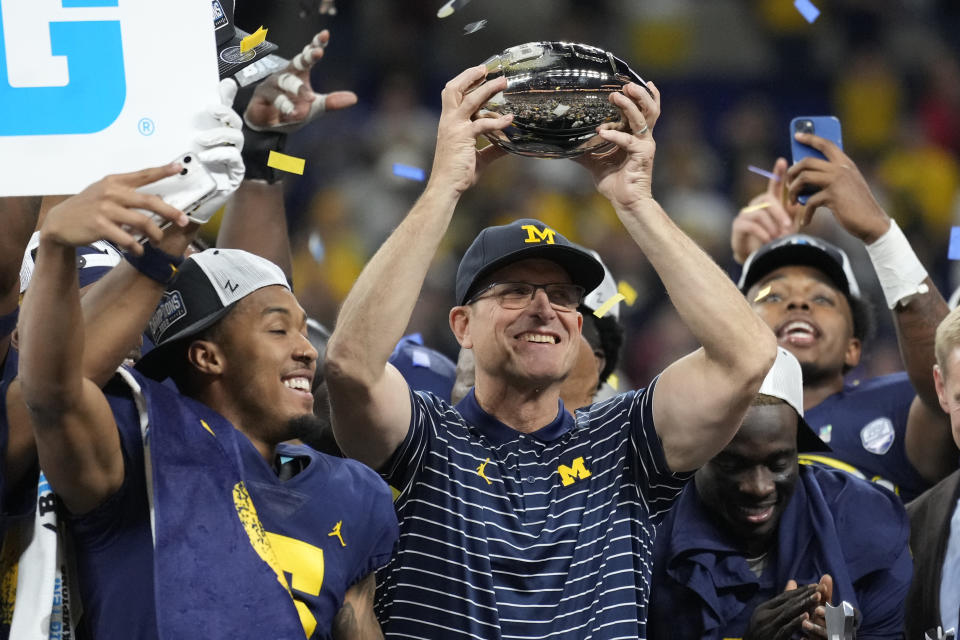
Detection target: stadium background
<box><xmin>223</xmin><ymin>0</ymin><xmax>960</xmax><ymax>389</ymax></box>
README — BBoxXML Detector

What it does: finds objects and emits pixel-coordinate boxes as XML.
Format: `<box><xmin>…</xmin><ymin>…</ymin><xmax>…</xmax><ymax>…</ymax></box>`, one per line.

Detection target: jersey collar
<box><xmin>454</xmin><ymin>387</ymin><xmax>575</xmax><ymax>446</ymax></box>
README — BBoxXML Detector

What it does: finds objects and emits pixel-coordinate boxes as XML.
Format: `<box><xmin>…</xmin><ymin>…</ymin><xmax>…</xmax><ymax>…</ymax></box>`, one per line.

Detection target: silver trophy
<box><xmin>473</xmin><ymin>42</ymin><xmax>650</xmax><ymax>158</ymax></box>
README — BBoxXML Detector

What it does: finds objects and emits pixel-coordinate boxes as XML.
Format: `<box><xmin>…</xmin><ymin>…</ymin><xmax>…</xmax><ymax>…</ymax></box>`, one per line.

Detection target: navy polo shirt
<box><xmin>376</xmin><ymin>377</ymin><xmax>692</xmax><ymax>639</ymax></box>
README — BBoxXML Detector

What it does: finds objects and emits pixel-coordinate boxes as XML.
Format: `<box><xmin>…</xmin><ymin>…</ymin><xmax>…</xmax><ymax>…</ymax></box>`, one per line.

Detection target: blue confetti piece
<box><xmin>412</xmin><ymin>349</ymin><xmax>432</xmax><ymax>368</ymax></box>
<box><xmin>393</xmin><ymin>163</ymin><xmax>426</xmax><ymax>181</ymax></box>
<box><xmin>949</xmin><ymin>227</ymin><xmax>960</xmax><ymax>260</ymax></box>
<box><xmin>747</xmin><ymin>165</ymin><xmax>779</xmax><ymax>181</ymax></box>
<box><xmin>308</xmin><ymin>232</ymin><xmax>325</xmax><ymax>263</ymax></box>
<box><xmin>794</xmin><ymin>0</ymin><xmax>820</xmax><ymax>23</ymax></box>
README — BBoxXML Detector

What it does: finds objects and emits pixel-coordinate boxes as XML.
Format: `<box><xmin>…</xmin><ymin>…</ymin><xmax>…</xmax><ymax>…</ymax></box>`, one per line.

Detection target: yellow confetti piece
<box><xmin>753</xmin><ymin>285</ymin><xmax>772</xmax><ymax>302</ymax></box>
<box><xmin>606</xmin><ymin>373</ymin><xmax>619</xmax><ymax>390</ymax></box>
<box><xmin>593</xmin><ymin>293</ymin><xmax>625</xmax><ymax>318</ymax></box>
<box><xmin>240</xmin><ymin>26</ymin><xmax>268</xmax><ymax>53</ymax></box>
<box><xmin>267</xmin><ymin>150</ymin><xmax>305</xmax><ymax>175</ymax></box>
<box><xmin>200</xmin><ymin>419</ymin><xmax>215</xmax><ymax>437</ymax></box>
<box><xmin>741</xmin><ymin>202</ymin><xmax>772</xmax><ymax>214</ymax></box>
<box><xmin>617</xmin><ymin>281</ymin><xmax>638</xmax><ymax>306</ymax></box>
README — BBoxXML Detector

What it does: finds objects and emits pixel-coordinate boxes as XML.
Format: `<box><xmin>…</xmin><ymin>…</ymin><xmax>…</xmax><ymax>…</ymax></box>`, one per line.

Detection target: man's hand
<box><xmin>732</xmin><ymin>158</ymin><xmax>803</xmax><ymax>263</ymax></box>
<box><xmin>800</xmin><ymin>574</ymin><xmax>834</xmax><ymax>638</ymax></box>
<box><xmin>428</xmin><ymin>65</ymin><xmax>512</xmax><ymax>196</ymax></box>
<box><xmin>40</xmin><ymin>165</ymin><xmax>188</xmax><ymax>256</ymax></box>
<box><xmin>744</xmin><ymin>583</ymin><xmax>820</xmax><ymax>640</ymax></box>
<box><xmin>191</xmin><ymin>79</ymin><xmax>245</xmax><ymax>224</ymax></box>
<box><xmin>576</xmin><ymin>82</ymin><xmax>661</xmax><ymax>210</ymax></box>
<box><xmin>244</xmin><ymin>30</ymin><xmax>358</xmax><ymax>133</ymax></box>
<box><xmin>786</xmin><ymin>133</ymin><xmax>891</xmax><ymax>243</ymax></box>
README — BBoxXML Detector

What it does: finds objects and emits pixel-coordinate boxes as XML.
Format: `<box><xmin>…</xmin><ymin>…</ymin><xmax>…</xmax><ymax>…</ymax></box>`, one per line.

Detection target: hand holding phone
<box><xmin>790</xmin><ymin>116</ymin><xmax>843</xmax><ymax>204</ymax></box>
<box><xmin>131</xmin><ymin>153</ymin><xmax>218</xmax><ymax>242</ymax></box>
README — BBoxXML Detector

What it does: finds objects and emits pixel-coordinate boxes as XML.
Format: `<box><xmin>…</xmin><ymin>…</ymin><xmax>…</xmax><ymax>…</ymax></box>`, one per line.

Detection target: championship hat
<box><xmin>759</xmin><ymin>347</ymin><xmax>831</xmax><ymax>452</ymax></box>
<box><xmin>738</xmin><ymin>234</ymin><xmax>861</xmax><ymax>299</ymax></box>
<box><xmin>136</xmin><ymin>248</ymin><xmax>289</xmax><ymax>379</ymax></box>
<box><xmin>19</xmin><ymin>232</ymin><xmax>122</xmax><ymax>293</ymax></box>
<box><xmin>581</xmin><ymin>249</ymin><xmax>620</xmax><ymax>320</ymax></box>
<box><xmin>455</xmin><ymin>218</ymin><xmax>605</xmax><ymax>306</ymax></box>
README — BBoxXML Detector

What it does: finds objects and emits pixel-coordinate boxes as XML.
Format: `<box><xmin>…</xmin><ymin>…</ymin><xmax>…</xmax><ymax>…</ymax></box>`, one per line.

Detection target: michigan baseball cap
<box><xmin>759</xmin><ymin>347</ymin><xmax>830</xmax><ymax>452</ymax></box>
<box><xmin>455</xmin><ymin>219</ymin><xmax>605</xmax><ymax>306</ymax></box>
<box><xmin>136</xmin><ymin>248</ymin><xmax>289</xmax><ymax>379</ymax></box>
<box><xmin>389</xmin><ymin>334</ymin><xmax>457</xmax><ymax>402</ymax></box>
<box><xmin>738</xmin><ymin>234</ymin><xmax>861</xmax><ymax>299</ymax></box>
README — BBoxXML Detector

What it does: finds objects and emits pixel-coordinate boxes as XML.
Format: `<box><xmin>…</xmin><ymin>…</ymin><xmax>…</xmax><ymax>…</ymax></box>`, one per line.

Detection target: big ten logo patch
<box><xmin>521</xmin><ymin>224</ymin><xmax>557</xmax><ymax>244</ymax></box>
<box><xmin>557</xmin><ymin>456</ymin><xmax>591</xmax><ymax>487</ymax></box>
<box><xmin>0</xmin><ymin>0</ymin><xmax>126</xmax><ymax>135</ymax></box>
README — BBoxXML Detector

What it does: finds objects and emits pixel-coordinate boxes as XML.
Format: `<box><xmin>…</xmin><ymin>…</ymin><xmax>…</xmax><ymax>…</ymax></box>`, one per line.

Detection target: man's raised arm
<box><xmin>579</xmin><ymin>82</ymin><xmax>777</xmax><ymax>472</ymax></box>
<box><xmin>325</xmin><ymin>65</ymin><xmax>510</xmax><ymax>470</ymax></box>
<box><xmin>12</xmin><ymin>166</ymin><xmax>189</xmax><ymax>514</ymax></box>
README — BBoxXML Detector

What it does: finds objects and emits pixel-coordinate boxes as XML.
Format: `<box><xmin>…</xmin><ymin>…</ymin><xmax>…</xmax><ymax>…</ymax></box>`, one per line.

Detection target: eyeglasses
<box><xmin>466</xmin><ymin>282</ymin><xmax>585</xmax><ymax>311</ymax></box>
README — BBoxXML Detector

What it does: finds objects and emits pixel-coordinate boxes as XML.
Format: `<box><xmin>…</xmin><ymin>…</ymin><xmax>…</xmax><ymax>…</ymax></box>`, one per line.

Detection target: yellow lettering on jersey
<box><xmin>521</xmin><ymin>224</ymin><xmax>557</xmax><ymax>244</ymax></box>
<box><xmin>558</xmin><ymin>456</ymin><xmax>592</xmax><ymax>486</ymax></box>
<box><xmin>477</xmin><ymin>458</ymin><xmax>492</xmax><ymax>485</ymax></box>
<box><xmin>328</xmin><ymin>521</ymin><xmax>346</xmax><ymax>547</ymax></box>
<box><xmin>266</xmin><ymin>531</ymin><xmax>326</xmax><ymax>639</ymax></box>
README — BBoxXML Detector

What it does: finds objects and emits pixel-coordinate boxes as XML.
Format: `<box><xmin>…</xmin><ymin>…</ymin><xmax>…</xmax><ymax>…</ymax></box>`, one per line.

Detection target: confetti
<box><xmin>308</xmin><ymin>232</ymin><xmax>325</xmax><ymax>263</ymax></box>
<box><xmin>412</xmin><ymin>349</ymin><xmax>432</xmax><ymax>368</ymax></box>
<box><xmin>240</xmin><ymin>26</ymin><xmax>268</xmax><ymax>54</ymax></box>
<box><xmin>393</xmin><ymin>163</ymin><xmax>426</xmax><ymax>181</ymax></box>
<box><xmin>754</xmin><ymin>285</ymin><xmax>772</xmax><ymax>302</ymax></box>
<box><xmin>617</xmin><ymin>281</ymin><xmax>638</xmax><ymax>306</ymax></box>
<box><xmin>463</xmin><ymin>19</ymin><xmax>487</xmax><ymax>35</ymax></box>
<box><xmin>606</xmin><ymin>374</ymin><xmax>619</xmax><ymax>391</ymax></box>
<box><xmin>741</xmin><ymin>202</ymin><xmax>772</xmax><ymax>214</ymax></box>
<box><xmin>267</xmin><ymin>150</ymin><xmax>305</xmax><ymax>175</ymax></box>
<box><xmin>437</xmin><ymin>0</ymin><xmax>472</xmax><ymax>18</ymax></box>
<box><xmin>949</xmin><ymin>227</ymin><xmax>960</xmax><ymax>260</ymax></box>
<box><xmin>747</xmin><ymin>165</ymin><xmax>779</xmax><ymax>181</ymax></box>
<box><xmin>593</xmin><ymin>293</ymin><xmax>626</xmax><ymax>319</ymax></box>
<box><xmin>793</xmin><ymin>0</ymin><xmax>820</xmax><ymax>24</ymax></box>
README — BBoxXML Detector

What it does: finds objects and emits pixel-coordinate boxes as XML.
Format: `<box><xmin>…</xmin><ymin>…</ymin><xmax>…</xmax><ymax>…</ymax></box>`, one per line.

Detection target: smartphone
<box><xmin>132</xmin><ymin>153</ymin><xmax>218</xmax><ymax>241</ymax></box>
<box><xmin>790</xmin><ymin>116</ymin><xmax>843</xmax><ymax>204</ymax></box>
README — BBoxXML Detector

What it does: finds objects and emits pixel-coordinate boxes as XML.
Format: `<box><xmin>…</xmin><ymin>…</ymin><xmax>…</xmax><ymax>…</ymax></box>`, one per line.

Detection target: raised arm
<box><xmin>11</xmin><ymin>166</ymin><xmax>189</xmax><ymax>514</ymax></box>
<box><xmin>579</xmin><ymin>83</ymin><xmax>777</xmax><ymax>472</ymax></box>
<box><xmin>786</xmin><ymin>134</ymin><xmax>953</xmax><ymax>483</ymax></box>
<box><xmin>324</xmin><ymin>65</ymin><xmax>510</xmax><ymax>469</ymax></box>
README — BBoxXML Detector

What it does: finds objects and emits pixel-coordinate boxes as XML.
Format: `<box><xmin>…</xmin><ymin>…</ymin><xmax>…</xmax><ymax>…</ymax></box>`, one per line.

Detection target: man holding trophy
<box><xmin>325</xmin><ymin>42</ymin><xmax>777</xmax><ymax>639</ymax></box>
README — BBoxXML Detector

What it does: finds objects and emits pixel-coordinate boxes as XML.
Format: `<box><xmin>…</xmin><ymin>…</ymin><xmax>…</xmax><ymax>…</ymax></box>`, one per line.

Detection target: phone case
<box><xmin>790</xmin><ymin>116</ymin><xmax>843</xmax><ymax>204</ymax></box>
<box><xmin>132</xmin><ymin>153</ymin><xmax>218</xmax><ymax>241</ymax></box>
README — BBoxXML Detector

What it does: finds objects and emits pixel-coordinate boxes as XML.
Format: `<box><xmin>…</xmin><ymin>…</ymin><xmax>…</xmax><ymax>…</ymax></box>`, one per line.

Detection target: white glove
<box><xmin>190</xmin><ymin>79</ymin><xmax>245</xmax><ymax>224</ymax></box>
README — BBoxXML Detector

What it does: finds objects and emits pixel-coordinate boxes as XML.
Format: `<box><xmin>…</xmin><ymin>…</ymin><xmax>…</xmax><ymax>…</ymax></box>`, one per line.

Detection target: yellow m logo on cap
<box><xmin>558</xmin><ymin>456</ymin><xmax>592</xmax><ymax>486</ymax></box>
<box><xmin>521</xmin><ymin>224</ymin><xmax>557</xmax><ymax>245</ymax></box>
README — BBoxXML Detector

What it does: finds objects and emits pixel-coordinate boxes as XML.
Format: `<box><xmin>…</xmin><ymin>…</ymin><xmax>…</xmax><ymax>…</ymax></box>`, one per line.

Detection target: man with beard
<box><xmin>733</xmin><ymin>138</ymin><xmax>952</xmax><ymax>501</ymax></box>
<box><xmin>648</xmin><ymin>348</ymin><xmax>912</xmax><ymax>640</ymax></box>
<box><xmin>10</xmin><ymin>175</ymin><xmax>397</xmax><ymax>639</ymax></box>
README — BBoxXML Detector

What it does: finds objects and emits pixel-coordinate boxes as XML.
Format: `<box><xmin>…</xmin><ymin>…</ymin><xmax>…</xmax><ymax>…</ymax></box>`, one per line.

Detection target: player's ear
<box><xmin>450</xmin><ymin>306</ymin><xmax>473</xmax><ymax>349</ymax></box>
<box><xmin>843</xmin><ymin>336</ymin><xmax>862</xmax><ymax>369</ymax></box>
<box><xmin>188</xmin><ymin>339</ymin><xmax>225</xmax><ymax>376</ymax></box>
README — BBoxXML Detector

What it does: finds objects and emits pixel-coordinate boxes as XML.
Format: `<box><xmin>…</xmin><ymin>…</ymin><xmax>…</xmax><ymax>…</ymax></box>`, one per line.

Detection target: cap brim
<box><xmin>460</xmin><ymin>244</ymin><xmax>605</xmax><ymax>305</ymax></box>
<box><xmin>797</xmin><ymin>416</ymin><xmax>831</xmax><ymax>453</ymax></box>
<box><xmin>740</xmin><ymin>244</ymin><xmax>851</xmax><ymax>298</ymax></box>
<box><xmin>217</xmin><ymin>29</ymin><xmax>280</xmax><ymax>80</ymax></box>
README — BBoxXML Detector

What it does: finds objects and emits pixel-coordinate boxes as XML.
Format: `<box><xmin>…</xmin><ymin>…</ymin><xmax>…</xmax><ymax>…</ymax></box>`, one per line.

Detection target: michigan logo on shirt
<box><xmin>558</xmin><ymin>457</ymin><xmax>591</xmax><ymax>486</ymax></box>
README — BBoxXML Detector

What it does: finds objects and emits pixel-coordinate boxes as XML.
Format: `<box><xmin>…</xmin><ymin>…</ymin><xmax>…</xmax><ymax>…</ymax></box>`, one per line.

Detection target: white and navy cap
<box><xmin>581</xmin><ymin>250</ymin><xmax>620</xmax><ymax>320</ymax></box>
<box><xmin>19</xmin><ymin>232</ymin><xmax>122</xmax><ymax>294</ymax></box>
<box><xmin>455</xmin><ymin>218</ymin><xmax>605</xmax><ymax>306</ymax></box>
<box><xmin>759</xmin><ymin>347</ymin><xmax>830</xmax><ymax>452</ymax></box>
<box><xmin>136</xmin><ymin>248</ymin><xmax>289</xmax><ymax>379</ymax></box>
<box><xmin>739</xmin><ymin>234</ymin><xmax>861</xmax><ymax>300</ymax></box>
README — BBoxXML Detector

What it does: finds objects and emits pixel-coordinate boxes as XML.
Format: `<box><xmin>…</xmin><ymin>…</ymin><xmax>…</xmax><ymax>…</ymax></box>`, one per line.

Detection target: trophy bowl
<box><xmin>473</xmin><ymin>42</ymin><xmax>650</xmax><ymax>158</ymax></box>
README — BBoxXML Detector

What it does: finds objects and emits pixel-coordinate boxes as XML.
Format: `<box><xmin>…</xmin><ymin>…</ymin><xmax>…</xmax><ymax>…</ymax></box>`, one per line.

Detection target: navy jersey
<box><xmin>803</xmin><ymin>372</ymin><xmax>929</xmax><ymax>502</ymax></box>
<box><xmin>71</xmin><ymin>372</ymin><xmax>397</xmax><ymax>639</ymax></box>
<box><xmin>649</xmin><ymin>466</ymin><xmax>912</xmax><ymax>640</ymax></box>
<box><xmin>376</xmin><ymin>378</ymin><xmax>692</xmax><ymax>639</ymax></box>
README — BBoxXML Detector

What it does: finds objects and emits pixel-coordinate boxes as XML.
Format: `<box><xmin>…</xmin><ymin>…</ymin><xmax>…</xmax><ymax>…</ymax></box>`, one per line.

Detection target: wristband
<box><xmin>241</xmin><ymin>127</ymin><xmax>287</xmax><ymax>184</ymax></box>
<box><xmin>864</xmin><ymin>219</ymin><xmax>928</xmax><ymax>309</ymax></box>
<box><xmin>124</xmin><ymin>243</ymin><xmax>185</xmax><ymax>286</ymax></box>
<box><xmin>0</xmin><ymin>306</ymin><xmax>18</xmax><ymax>339</ymax></box>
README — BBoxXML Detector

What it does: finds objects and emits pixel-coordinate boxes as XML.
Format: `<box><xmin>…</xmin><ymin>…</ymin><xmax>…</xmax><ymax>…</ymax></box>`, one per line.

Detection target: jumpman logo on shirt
<box><xmin>477</xmin><ymin>458</ymin><xmax>492</xmax><ymax>485</ymax></box>
<box><xmin>328</xmin><ymin>520</ymin><xmax>346</xmax><ymax>547</ymax></box>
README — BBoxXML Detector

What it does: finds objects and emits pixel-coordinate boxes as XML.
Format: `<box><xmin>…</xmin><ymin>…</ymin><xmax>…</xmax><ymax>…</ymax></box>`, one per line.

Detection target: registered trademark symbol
<box><xmin>138</xmin><ymin>118</ymin><xmax>155</xmax><ymax>136</ymax></box>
